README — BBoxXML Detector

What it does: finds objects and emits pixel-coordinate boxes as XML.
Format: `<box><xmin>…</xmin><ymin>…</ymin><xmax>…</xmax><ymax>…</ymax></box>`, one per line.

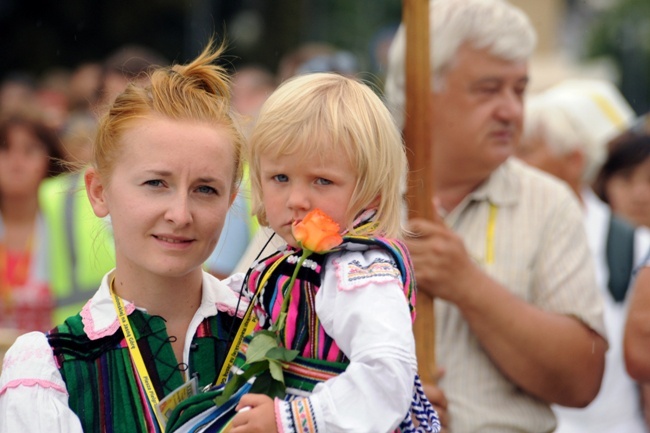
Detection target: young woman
<box><xmin>0</xmin><ymin>42</ymin><xmax>247</xmax><ymax>433</ymax></box>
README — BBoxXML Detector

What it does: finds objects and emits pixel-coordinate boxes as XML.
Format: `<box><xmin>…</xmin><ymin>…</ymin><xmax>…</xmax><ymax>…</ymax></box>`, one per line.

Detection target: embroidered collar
<box><xmin>79</xmin><ymin>270</ymin><xmax>247</xmax><ymax>340</ymax></box>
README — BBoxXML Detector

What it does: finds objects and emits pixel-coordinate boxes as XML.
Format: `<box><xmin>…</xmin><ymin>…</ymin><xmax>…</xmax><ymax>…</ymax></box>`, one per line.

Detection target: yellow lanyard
<box><xmin>109</xmin><ymin>277</ymin><xmax>166</xmax><ymax>430</ymax></box>
<box><xmin>214</xmin><ymin>254</ymin><xmax>287</xmax><ymax>386</ymax></box>
<box><xmin>215</xmin><ymin>301</ymin><xmax>258</xmax><ymax>386</ymax></box>
<box><xmin>485</xmin><ymin>203</ymin><xmax>498</xmax><ymax>265</ymax></box>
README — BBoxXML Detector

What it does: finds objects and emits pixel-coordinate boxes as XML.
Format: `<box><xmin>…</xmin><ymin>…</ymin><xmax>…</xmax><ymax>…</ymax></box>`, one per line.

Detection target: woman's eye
<box><xmin>197</xmin><ymin>185</ymin><xmax>217</xmax><ymax>195</ymax></box>
<box><xmin>273</xmin><ymin>174</ymin><xmax>288</xmax><ymax>182</ymax></box>
<box><xmin>144</xmin><ymin>179</ymin><xmax>164</xmax><ymax>187</ymax></box>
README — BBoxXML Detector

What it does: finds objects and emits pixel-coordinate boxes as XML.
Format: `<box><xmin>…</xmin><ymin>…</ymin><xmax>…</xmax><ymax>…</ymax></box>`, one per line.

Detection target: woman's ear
<box><xmin>229</xmin><ymin>186</ymin><xmax>239</xmax><ymax>207</ymax></box>
<box><xmin>85</xmin><ymin>168</ymin><xmax>109</xmax><ymax>218</ymax></box>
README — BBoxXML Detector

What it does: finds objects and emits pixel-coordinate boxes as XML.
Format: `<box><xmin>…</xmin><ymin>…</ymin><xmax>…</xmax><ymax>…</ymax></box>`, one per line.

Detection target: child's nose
<box><xmin>287</xmin><ymin>186</ymin><xmax>310</xmax><ymax>210</ymax></box>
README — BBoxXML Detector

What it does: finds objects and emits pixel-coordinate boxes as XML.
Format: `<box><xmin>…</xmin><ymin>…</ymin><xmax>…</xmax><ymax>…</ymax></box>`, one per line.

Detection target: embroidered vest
<box><xmin>48</xmin><ymin>309</ymin><xmax>242</xmax><ymax>433</ymax></box>
<box><xmin>247</xmin><ymin>234</ymin><xmax>417</xmax><ymax>363</ymax></box>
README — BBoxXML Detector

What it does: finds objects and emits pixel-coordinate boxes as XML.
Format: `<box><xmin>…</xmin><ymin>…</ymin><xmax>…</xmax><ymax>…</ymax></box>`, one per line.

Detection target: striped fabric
<box><xmin>235</xmin><ymin>335</ymin><xmax>347</xmax><ymax>394</ymax></box>
<box><xmin>48</xmin><ymin>309</ymin><xmax>242</xmax><ymax>433</ymax></box>
<box><xmin>243</xmin><ymin>229</ymin><xmax>438</xmax><ymax>433</ymax></box>
<box><xmin>165</xmin><ymin>226</ymin><xmax>440</xmax><ymax>433</ymax></box>
<box><xmin>167</xmin><ymin>338</ymin><xmax>439</xmax><ymax>433</ymax></box>
<box><xmin>248</xmin><ymin>230</ymin><xmax>418</xmax><ymax>361</ymax></box>
<box><xmin>436</xmin><ymin>158</ymin><xmax>605</xmax><ymax>432</ymax></box>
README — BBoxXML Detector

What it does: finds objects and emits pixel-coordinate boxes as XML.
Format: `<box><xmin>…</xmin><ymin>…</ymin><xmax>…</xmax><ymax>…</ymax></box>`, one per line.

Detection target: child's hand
<box><xmin>229</xmin><ymin>393</ymin><xmax>277</xmax><ymax>433</ymax></box>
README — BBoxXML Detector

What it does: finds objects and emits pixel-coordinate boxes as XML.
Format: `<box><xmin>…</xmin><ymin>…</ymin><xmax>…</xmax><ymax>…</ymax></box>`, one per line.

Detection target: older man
<box><xmin>384</xmin><ymin>1</ymin><xmax>607</xmax><ymax>432</ymax></box>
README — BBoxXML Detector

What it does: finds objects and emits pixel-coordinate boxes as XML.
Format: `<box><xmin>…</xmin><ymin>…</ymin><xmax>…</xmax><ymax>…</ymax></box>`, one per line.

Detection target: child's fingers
<box><xmin>235</xmin><ymin>393</ymin><xmax>273</xmax><ymax>411</ymax></box>
<box><xmin>231</xmin><ymin>394</ymin><xmax>277</xmax><ymax>433</ymax></box>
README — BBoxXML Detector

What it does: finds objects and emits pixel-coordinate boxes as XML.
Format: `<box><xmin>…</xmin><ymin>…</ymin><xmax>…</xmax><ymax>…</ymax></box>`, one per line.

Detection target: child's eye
<box><xmin>315</xmin><ymin>178</ymin><xmax>332</xmax><ymax>186</ymax></box>
<box><xmin>273</xmin><ymin>174</ymin><xmax>289</xmax><ymax>183</ymax></box>
<box><xmin>196</xmin><ymin>185</ymin><xmax>217</xmax><ymax>195</ymax></box>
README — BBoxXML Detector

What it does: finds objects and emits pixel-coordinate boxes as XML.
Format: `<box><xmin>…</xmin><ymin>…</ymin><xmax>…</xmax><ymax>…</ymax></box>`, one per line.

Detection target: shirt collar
<box><xmin>79</xmin><ymin>270</ymin><xmax>247</xmax><ymax>340</ymax></box>
<box><xmin>466</xmin><ymin>158</ymin><xmax>521</xmax><ymax>207</ymax></box>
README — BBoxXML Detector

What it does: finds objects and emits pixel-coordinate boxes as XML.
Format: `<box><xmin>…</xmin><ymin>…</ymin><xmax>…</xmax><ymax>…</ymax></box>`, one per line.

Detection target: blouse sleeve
<box><xmin>0</xmin><ymin>332</ymin><xmax>83</xmax><ymax>433</ymax></box>
<box><xmin>274</xmin><ymin>248</ymin><xmax>417</xmax><ymax>433</ymax></box>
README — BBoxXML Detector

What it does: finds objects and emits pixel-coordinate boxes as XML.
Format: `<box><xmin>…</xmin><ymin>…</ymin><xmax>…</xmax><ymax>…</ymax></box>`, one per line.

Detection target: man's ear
<box><xmin>565</xmin><ymin>149</ymin><xmax>586</xmax><ymax>186</ymax></box>
<box><xmin>85</xmin><ymin>168</ymin><xmax>109</xmax><ymax>218</ymax></box>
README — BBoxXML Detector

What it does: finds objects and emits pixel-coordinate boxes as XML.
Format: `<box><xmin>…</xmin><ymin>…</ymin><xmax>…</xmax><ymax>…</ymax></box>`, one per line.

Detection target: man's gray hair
<box><xmin>384</xmin><ymin>0</ymin><xmax>537</xmax><ymax>128</ymax></box>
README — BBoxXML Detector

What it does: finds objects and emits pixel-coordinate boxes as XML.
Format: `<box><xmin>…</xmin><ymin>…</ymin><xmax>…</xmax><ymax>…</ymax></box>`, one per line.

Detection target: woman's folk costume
<box><xmin>0</xmin><ymin>272</ymin><xmax>245</xmax><ymax>433</ymax></box>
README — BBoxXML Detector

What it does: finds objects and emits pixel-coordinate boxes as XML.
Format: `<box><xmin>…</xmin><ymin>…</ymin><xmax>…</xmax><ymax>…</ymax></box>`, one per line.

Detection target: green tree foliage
<box><xmin>586</xmin><ymin>0</ymin><xmax>650</xmax><ymax>113</ymax></box>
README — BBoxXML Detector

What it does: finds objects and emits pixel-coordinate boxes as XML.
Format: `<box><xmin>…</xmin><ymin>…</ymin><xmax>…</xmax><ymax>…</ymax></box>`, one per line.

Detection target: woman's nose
<box><xmin>164</xmin><ymin>192</ymin><xmax>193</xmax><ymax>226</ymax></box>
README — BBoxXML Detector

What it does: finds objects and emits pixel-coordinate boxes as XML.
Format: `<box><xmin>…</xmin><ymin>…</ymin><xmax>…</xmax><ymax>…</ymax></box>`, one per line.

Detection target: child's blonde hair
<box><xmin>247</xmin><ymin>72</ymin><xmax>407</xmax><ymax>238</ymax></box>
<box><xmin>92</xmin><ymin>40</ymin><xmax>244</xmax><ymax>189</ymax></box>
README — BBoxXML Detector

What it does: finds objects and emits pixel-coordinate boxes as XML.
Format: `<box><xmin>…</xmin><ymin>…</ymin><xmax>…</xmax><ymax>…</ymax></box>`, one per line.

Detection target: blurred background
<box><xmin>0</xmin><ymin>0</ymin><xmax>649</xmax><ymax>111</ymax></box>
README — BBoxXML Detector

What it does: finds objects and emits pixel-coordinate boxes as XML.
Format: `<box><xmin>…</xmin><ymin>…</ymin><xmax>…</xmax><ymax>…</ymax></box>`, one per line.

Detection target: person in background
<box><xmin>230</xmin><ymin>64</ymin><xmax>276</xmax><ymax>138</ymax></box>
<box><xmin>96</xmin><ymin>44</ymin><xmax>168</xmax><ymax>111</ymax></box>
<box><xmin>0</xmin><ymin>73</ymin><xmax>37</xmax><ymax>116</ymax></box>
<box><xmin>384</xmin><ymin>0</ymin><xmax>608</xmax><ymax>431</ymax></box>
<box><xmin>67</xmin><ymin>62</ymin><xmax>103</xmax><ymax>117</ymax></box>
<box><xmin>625</xmin><ymin>245</ymin><xmax>650</xmax><ymax>429</ymax></box>
<box><xmin>625</xmin><ymin>249</ymin><xmax>650</xmax><ymax>383</ymax></box>
<box><xmin>35</xmin><ymin>67</ymin><xmax>71</xmax><ymax>132</ymax></box>
<box><xmin>593</xmin><ymin>113</ymin><xmax>650</xmax><ymax>229</ymax></box>
<box><xmin>0</xmin><ymin>114</ymin><xmax>67</xmax><ymax>332</ymax></box>
<box><xmin>517</xmin><ymin>78</ymin><xmax>650</xmax><ymax>433</ymax></box>
<box><xmin>39</xmin><ymin>139</ymin><xmax>115</xmax><ymax>325</ymax></box>
<box><xmin>0</xmin><ymin>40</ymin><xmax>248</xmax><ymax>433</ymax></box>
<box><xmin>276</xmin><ymin>42</ymin><xmax>359</xmax><ymax>84</ymax></box>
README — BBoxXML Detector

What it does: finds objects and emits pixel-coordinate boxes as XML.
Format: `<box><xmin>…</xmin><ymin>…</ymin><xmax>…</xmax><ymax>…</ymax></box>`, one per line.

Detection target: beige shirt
<box><xmin>437</xmin><ymin>158</ymin><xmax>606</xmax><ymax>433</ymax></box>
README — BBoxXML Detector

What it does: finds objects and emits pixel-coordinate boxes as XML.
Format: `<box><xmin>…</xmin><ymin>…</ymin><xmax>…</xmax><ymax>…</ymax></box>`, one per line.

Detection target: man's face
<box><xmin>431</xmin><ymin>44</ymin><xmax>529</xmax><ymax>180</ymax></box>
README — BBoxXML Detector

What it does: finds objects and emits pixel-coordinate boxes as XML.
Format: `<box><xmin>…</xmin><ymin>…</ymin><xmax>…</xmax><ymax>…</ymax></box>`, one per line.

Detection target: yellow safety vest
<box><xmin>39</xmin><ymin>173</ymin><xmax>115</xmax><ymax>324</ymax></box>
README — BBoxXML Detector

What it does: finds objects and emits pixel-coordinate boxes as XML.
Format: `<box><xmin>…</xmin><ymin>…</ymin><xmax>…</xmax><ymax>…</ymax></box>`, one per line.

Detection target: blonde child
<box><xmin>168</xmin><ymin>73</ymin><xmax>440</xmax><ymax>433</ymax></box>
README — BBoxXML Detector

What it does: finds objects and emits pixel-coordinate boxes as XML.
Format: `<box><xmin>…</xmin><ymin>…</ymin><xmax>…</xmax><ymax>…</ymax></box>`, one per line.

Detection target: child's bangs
<box><xmin>259</xmin><ymin>106</ymin><xmax>352</xmax><ymax>161</ymax></box>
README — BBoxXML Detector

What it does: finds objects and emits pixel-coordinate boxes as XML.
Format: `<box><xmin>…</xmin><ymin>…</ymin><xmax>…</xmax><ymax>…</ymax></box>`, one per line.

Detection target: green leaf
<box><xmin>268</xmin><ymin>359</ymin><xmax>285</xmax><ymax>383</ymax></box>
<box><xmin>246</xmin><ymin>333</ymin><xmax>278</xmax><ymax>364</ymax></box>
<box><xmin>249</xmin><ymin>370</ymin><xmax>286</xmax><ymax>399</ymax></box>
<box><xmin>265</xmin><ymin>347</ymin><xmax>299</xmax><ymax>362</ymax></box>
<box><xmin>214</xmin><ymin>373</ymin><xmax>246</xmax><ymax>406</ymax></box>
<box><xmin>253</xmin><ymin>329</ymin><xmax>278</xmax><ymax>339</ymax></box>
<box><xmin>213</xmin><ymin>361</ymin><xmax>269</xmax><ymax>406</ymax></box>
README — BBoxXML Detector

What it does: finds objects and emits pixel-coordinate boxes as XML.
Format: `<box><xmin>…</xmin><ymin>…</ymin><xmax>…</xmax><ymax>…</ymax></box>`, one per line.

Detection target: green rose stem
<box><xmin>271</xmin><ymin>248</ymin><xmax>312</xmax><ymax>334</ymax></box>
<box><xmin>214</xmin><ymin>247</ymin><xmax>310</xmax><ymax>406</ymax></box>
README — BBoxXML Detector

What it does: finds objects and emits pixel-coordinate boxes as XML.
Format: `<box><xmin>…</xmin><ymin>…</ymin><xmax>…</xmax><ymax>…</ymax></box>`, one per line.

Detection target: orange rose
<box><xmin>292</xmin><ymin>209</ymin><xmax>343</xmax><ymax>253</ymax></box>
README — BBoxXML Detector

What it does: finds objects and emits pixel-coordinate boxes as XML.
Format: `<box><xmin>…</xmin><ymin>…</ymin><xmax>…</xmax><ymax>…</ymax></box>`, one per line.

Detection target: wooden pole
<box><xmin>403</xmin><ymin>0</ymin><xmax>437</xmax><ymax>384</ymax></box>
